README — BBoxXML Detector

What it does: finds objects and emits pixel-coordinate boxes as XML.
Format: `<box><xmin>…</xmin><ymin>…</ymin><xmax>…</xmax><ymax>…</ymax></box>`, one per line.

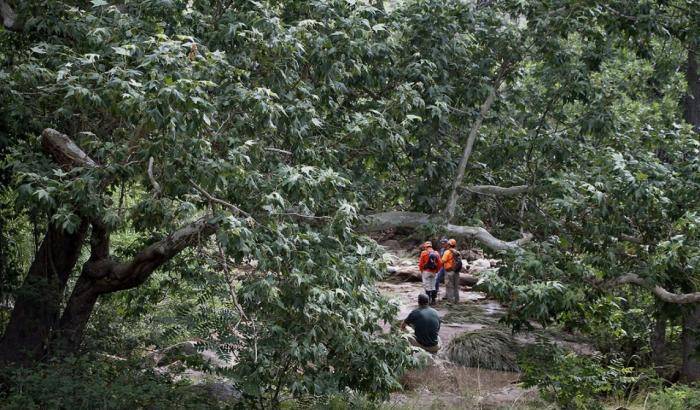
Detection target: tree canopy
<box><xmin>0</xmin><ymin>0</ymin><xmax>699</xmax><ymax>406</ymax></box>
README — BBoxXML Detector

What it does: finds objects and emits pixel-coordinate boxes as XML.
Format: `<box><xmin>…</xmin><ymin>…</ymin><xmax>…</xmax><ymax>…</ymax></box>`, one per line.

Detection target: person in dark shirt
<box><xmin>401</xmin><ymin>293</ymin><xmax>441</xmax><ymax>353</ymax></box>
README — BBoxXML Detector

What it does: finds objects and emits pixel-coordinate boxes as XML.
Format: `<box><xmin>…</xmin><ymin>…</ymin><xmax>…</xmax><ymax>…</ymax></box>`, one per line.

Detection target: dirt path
<box><xmin>379</xmin><ymin>279</ymin><xmax>542</xmax><ymax>409</ymax></box>
<box><xmin>377</xmin><ymin>240</ymin><xmax>590</xmax><ymax>409</ymax></box>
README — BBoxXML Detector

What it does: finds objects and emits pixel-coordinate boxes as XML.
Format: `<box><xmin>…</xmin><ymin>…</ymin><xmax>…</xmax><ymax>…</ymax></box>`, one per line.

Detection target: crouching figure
<box><xmin>401</xmin><ymin>293</ymin><xmax>441</xmax><ymax>353</ymax></box>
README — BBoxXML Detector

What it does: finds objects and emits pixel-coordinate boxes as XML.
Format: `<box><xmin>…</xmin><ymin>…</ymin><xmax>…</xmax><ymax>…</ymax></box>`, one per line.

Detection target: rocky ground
<box><xmin>378</xmin><ymin>238</ymin><xmax>593</xmax><ymax>410</ymax></box>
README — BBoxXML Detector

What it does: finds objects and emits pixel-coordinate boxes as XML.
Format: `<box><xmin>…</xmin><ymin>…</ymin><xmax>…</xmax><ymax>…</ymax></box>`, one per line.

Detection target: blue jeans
<box><xmin>435</xmin><ymin>268</ymin><xmax>445</xmax><ymax>293</ymax></box>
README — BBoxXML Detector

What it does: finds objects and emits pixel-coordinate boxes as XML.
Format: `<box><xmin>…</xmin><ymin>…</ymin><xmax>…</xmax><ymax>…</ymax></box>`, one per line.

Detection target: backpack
<box><xmin>451</xmin><ymin>250</ymin><xmax>463</xmax><ymax>273</ymax></box>
<box><xmin>424</xmin><ymin>250</ymin><xmax>440</xmax><ymax>270</ymax></box>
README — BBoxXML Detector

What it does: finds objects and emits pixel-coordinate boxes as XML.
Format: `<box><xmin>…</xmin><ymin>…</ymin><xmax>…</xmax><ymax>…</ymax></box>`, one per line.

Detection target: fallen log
<box><xmin>386</xmin><ymin>265</ymin><xmax>479</xmax><ymax>286</ymax></box>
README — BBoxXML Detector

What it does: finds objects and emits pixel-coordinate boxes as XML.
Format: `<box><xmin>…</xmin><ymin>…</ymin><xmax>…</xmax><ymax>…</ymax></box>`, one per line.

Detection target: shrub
<box><xmin>519</xmin><ymin>342</ymin><xmax>641</xmax><ymax>410</ymax></box>
<box><xmin>646</xmin><ymin>384</ymin><xmax>700</xmax><ymax>410</ymax></box>
<box><xmin>0</xmin><ymin>355</ymin><xmax>220</xmax><ymax>410</ymax></box>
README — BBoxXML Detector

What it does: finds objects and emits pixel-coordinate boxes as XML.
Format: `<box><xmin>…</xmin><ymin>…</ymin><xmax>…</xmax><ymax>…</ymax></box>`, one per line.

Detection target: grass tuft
<box><xmin>445</xmin><ymin>329</ymin><xmax>519</xmax><ymax>372</ymax></box>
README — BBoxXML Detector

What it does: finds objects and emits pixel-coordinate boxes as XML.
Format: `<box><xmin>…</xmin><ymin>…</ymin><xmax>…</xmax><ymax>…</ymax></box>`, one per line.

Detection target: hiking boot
<box><xmin>429</xmin><ymin>291</ymin><xmax>437</xmax><ymax>305</ymax></box>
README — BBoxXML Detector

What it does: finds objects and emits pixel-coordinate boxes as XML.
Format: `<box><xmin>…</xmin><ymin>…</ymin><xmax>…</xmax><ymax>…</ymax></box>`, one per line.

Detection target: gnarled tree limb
<box><xmin>90</xmin><ymin>217</ymin><xmax>219</xmax><ymax>293</ymax></box>
<box><xmin>464</xmin><ymin>184</ymin><xmax>530</xmax><ymax>197</ymax></box>
<box><xmin>362</xmin><ymin>211</ymin><xmax>531</xmax><ymax>251</ymax></box>
<box><xmin>42</xmin><ymin>128</ymin><xmax>97</xmax><ymax>168</ymax></box>
<box><xmin>605</xmin><ymin>273</ymin><xmax>700</xmax><ymax>304</ymax></box>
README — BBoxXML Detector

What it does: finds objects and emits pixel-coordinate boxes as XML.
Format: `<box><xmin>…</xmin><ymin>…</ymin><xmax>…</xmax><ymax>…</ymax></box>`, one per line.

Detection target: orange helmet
<box><xmin>448</xmin><ymin>239</ymin><xmax>457</xmax><ymax>247</ymax></box>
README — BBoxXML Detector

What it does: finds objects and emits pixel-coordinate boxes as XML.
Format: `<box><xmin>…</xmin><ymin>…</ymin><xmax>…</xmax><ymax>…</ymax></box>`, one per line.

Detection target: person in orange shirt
<box><xmin>418</xmin><ymin>241</ymin><xmax>443</xmax><ymax>305</ymax></box>
<box><xmin>442</xmin><ymin>239</ymin><xmax>462</xmax><ymax>302</ymax></box>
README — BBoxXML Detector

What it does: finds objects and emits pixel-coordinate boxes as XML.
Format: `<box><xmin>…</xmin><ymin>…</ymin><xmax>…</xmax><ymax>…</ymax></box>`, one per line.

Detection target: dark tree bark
<box><xmin>50</xmin><ymin>217</ymin><xmax>218</xmax><ymax>355</ymax></box>
<box><xmin>51</xmin><ymin>274</ymin><xmax>100</xmax><ymax>356</ymax></box>
<box><xmin>679</xmin><ymin>43</ymin><xmax>700</xmax><ymax>382</ymax></box>
<box><xmin>650</xmin><ymin>314</ymin><xmax>667</xmax><ymax>370</ymax></box>
<box><xmin>680</xmin><ymin>305</ymin><xmax>700</xmax><ymax>382</ymax></box>
<box><xmin>684</xmin><ymin>43</ymin><xmax>699</xmax><ymax>132</ymax></box>
<box><xmin>0</xmin><ymin>221</ymin><xmax>88</xmax><ymax>365</ymax></box>
<box><xmin>49</xmin><ymin>222</ymin><xmax>109</xmax><ymax>355</ymax></box>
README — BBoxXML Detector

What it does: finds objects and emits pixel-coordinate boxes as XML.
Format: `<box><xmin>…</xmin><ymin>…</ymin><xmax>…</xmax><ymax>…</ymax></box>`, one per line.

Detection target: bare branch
<box><xmin>604</xmin><ymin>274</ymin><xmax>700</xmax><ymax>304</ymax></box>
<box><xmin>147</xmin><ymin>157</ymin><xmax>161</xmax><ymax>195</ymax></box>
<box><xmin>265</xmin><ymin>147</ymin><xmax>293</xmax><ymax>156</ymax></box>
<box><xmin>362</xmin><ymin>211</ymin><xmax>532</xmax><ymax>251</ymax></box>
<box><xmin>271</xmin><ymin>212</ymin><xmax>331</xmax><ymax>221</ymax></box>
<box><xmin>189</xmin><ymin>178</ymin><xmax>251</xmax><ymax>218</ymax></box>
<box><xmin>464</xmin><ymin>184</ymin><xmax>530</xmax><ymax>197</ymax></box>
<box><xmin>445</xmin><ymin>86</ymin><xmax>498</xmax><ymax>220</ymax></box>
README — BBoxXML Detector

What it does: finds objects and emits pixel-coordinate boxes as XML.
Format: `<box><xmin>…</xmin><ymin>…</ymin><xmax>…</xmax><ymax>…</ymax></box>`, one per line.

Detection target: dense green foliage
<box><xmin>0</xmin><ymin>0</ymin><xmax>698</xmax><ymax>408</ymax></box>
<box><xmin>0</xmin><ymin>356</ymin><xmax>216</xmax><ymax>409</ymax></box>
<box><xmin>519</xmin><ymin>342</ymin><xmax>645</xmax><ymax>409</ymax></box>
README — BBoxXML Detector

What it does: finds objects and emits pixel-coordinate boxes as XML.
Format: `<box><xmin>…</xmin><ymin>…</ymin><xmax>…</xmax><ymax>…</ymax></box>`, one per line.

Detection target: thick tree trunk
<box><xmin>51</xmin><ymin>275</ymin><xmax>99</xmax><ymax>356</ymax></box>
<box><xmin>685</xmin><ymin>43</ymin><xmax>699</xmax><ymax>132</ymax></box>
<box><xmin>50</xmin><ymin>222</ymin><xmax>108</xmax><ymax>355</ymax></box>
<box><xmin>51</xmin><ymin>217</ymin><xmax>218</xmax><ymax>354</ymax></box>
<box><xmin>680</xmin><ymin>305</ymin><xmax>700</xmax><ymax>382</ymax></box>
<box><xmin>0</xmin><ymin>221</ymin><xmax>87</xmax><ymax>365</ymax></box>
<box><xmin>650</xmin><ymin>314</ymin><xmax>667</xmax><ymax>370</ymax></box>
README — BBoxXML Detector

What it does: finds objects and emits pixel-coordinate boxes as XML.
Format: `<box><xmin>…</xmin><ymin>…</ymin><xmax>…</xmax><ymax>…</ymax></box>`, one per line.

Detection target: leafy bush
<box><xmin>519</xmin><ymin>342</ymin><xmax>641</xmax><ymax>410</ymax></box>
<box><xmin>0</xmin><ymin>356</ymin><xmax>219</xmax><ymax>410</ymax></box>
<box><xmin>280</xmin><ymin>390</ymin><xmax>381</xmax><ymax>409</ymax></box>
<box><xmin>646</xmin><ymin>385</ymin><xmax>700</xmax><ymax>410</ymax></box>
<box><xmin>568</xmin><ymin>294</ymin><xmax>655</xmax><ymax>363</ymax></box>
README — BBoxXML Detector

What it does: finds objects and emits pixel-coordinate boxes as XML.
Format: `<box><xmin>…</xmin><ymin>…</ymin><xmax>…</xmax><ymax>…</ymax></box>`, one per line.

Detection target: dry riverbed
<box><xmin>377</xmin><ymin>239</ymin><xmax>592</xmax><ymax>409</ymax></box>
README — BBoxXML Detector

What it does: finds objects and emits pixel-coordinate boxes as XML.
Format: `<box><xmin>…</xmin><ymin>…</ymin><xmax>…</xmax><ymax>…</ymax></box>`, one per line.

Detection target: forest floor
<box><xmin>376</xmin><ymin>237</ymin><xmax>594</xmax><ymax>410</ymax></box>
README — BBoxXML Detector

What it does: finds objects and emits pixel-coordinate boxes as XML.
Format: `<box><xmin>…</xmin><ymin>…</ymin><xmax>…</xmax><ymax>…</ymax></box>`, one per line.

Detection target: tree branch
<box><xmin>264</xmin><ymin>147</ymin><xmax>293</xmax><ymax>156</ymax></box>
<box><xmin>41</xmin><ymin>128</ymin><xmax>97</xmax><ymax>168</ymax></box>
<box><xmin>464</xmin><ymin>184</ymin><xmax>530</xmax><ymax>197</ymax></box>
<box><xmin>362</xmin><ymin>211</ymin><xmax>531</xmax><ymax>251</ymax></box>
<box><xmin>0</xmin><ymin>0</ymin><xmax>18</xmax><ymax>31</ymax></box>
<box><xmin>444</xmin><ymin>86</ymin><xmax>498</xmax><ymax>221</ymax></box>
<box><xmin>619</xmin><ymin>234</ymin><xmax>644</xmax><ymax>244</ymax></box>
<box><xmin>147</xmin><ymin>157</ymin><xmax>161</xmax><ymax>196</ymax></box>
<box><xmin>604</xmin><ymin>274</ymin><xmax>700</xmax><ymax>304</ymax></box>
<box><xmin>189</xmin><ymin>179</ymin><xmax>251</xmax><ymax>218</ymax></box>
<box><xmin>93</xmin><ymin>217</ymin><xmax>219</xmax><ymax>293</ymax></box>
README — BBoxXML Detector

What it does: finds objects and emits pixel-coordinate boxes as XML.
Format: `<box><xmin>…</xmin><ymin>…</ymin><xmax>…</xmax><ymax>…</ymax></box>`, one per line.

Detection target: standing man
<box><xmin>435</xmin><ymin>238</ymin><xmax>448</xmax><ymax>299</ymax></box>
<box><xmin>401</xmin><ymin>293</ymin><xmax>441</xmax><ymax>353</ymax></box>
<box><xmin>418</xmin><ymin>241</ymin><xmax>442</xmax><ymax>305</ymax></box>
<box><xmin>442</xmin><ymin>239</ymin><xmax>463</xmax><ymax>302</ymax></box>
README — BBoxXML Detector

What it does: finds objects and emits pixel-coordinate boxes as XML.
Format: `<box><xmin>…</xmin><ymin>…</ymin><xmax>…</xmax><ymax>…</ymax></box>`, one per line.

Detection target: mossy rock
<box><xmin>445</xmin><ymin>329</ymin><xmax>519</xmax><ymax>372</ymax></box>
